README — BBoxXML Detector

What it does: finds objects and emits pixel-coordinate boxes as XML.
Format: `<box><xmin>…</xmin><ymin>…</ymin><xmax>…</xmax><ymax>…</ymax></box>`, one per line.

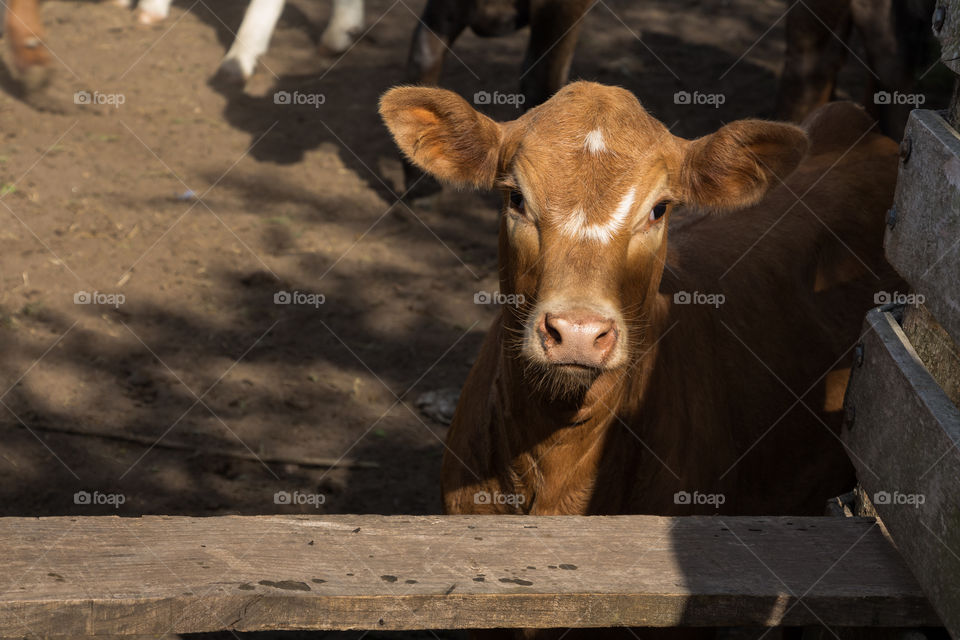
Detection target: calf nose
<box><xmin>538</xmin><ymin>310</ymin><xmax>618</xmax><ymax>367</ymax></box>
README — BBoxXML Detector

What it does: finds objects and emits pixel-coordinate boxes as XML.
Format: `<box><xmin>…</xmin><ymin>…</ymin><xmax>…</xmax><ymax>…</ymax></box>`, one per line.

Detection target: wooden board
<box><xmin>935</xmin><ymin>1</ymin><xmax>960</xmax><ymax>76</ymax></box>
<box><xmin>843</xmin><ymin>308</ymin><xmax>960</xmax><ymax>637</ymax></box>
<box><xmin>885</xmin><ymin>110</ymin><xmax>960</xmax><ymax>345</ymax></box>
<box><xmin>0</xmin><ymin>515</ymin><xmax>938</xmax><ymax>636</ymax></box>
<box><xmin>902</xmin><ymin>304</ymin><xmax>960</xmax><ymax>408</ymax></box>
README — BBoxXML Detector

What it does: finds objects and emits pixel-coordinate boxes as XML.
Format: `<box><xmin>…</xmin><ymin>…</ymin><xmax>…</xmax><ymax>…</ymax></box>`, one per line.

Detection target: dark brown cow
<box><xmin>406</xmin><ymin>0</ymin><xmax>592</xmax><ymax>106</ymax></box>
<box><xmin>382</xmin><ymin>81</ymin><xmax>900</xmax><ymax>638</ymax></box>
<box><xmin>776</xmin><ymin>0</ymin><xmax>935</xmax><ymax>138</ymax></box>
<box><xmin>402</xmin><ymin>0</ymin><xmax>592</xmax><ymax>197</ymax></box>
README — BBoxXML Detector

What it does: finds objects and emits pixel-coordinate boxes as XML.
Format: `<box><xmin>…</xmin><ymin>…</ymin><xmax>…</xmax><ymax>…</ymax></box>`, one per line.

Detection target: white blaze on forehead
<box><xmin>558</xmin><ymin>187</ymin><xmax>636</xmax><ymax>244</ymax></box>
<box><xmin>583</xmin><ymin>129</ymin><xmax>607</xmax><ymax>154</ymax></box>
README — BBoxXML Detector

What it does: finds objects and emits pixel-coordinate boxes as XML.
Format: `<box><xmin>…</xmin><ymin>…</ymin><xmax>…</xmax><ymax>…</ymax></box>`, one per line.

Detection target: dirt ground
<box><xmin>0</xmin><ymin>0</ymin><xmax>951</xmax><ymax>636</ymax></box>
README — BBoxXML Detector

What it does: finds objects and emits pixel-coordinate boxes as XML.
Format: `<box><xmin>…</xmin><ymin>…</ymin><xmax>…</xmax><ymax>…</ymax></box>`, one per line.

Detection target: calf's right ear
<box><xmin>379</xmin><ymin>87</ymin><xmax>502</xmax><ymax>189</ymax></box>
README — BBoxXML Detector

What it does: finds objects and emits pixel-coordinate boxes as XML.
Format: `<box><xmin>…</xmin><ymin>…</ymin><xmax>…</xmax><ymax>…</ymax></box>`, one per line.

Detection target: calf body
<box><xmin>381</xmin><ymin>83</ymin><xmax>899</xmax><ymax>521</ymax></box>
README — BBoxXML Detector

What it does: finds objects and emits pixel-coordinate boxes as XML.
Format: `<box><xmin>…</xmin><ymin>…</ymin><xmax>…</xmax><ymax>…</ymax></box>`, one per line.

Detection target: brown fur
<box><xmin>381</xmin><ymin>81</ymin><xmax>900</xmax><ymax>638</ymax></box>
<box><xmin>380</xmin><ymin>88</ymin><xmax>503</xmax><ymax>188</ymax></box>
<box><xmin>4</xmin><ymin>0</ymin><xmax>53</xmax><ymax>91</ymax></box>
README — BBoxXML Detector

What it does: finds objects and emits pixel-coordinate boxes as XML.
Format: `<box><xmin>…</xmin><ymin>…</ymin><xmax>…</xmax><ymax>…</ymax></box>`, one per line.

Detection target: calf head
<box><xmin>381</xmin><ymin>82</ymin><xmax>808</xmax><ymax>397</ymax></box>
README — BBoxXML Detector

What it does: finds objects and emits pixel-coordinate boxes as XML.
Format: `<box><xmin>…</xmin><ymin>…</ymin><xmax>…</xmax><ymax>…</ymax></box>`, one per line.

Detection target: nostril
<box><xmin>546</xmin><ymin>323</ymin><xmax>563</xmax><ymax>344</ymax></box>
<box><xmin>541</xmin><ymin>314</ymin><xmax>564</xmax><ymax>345</ymax></box>
<box><xmin>594</xmin><ymin>326</ymin><xmax>616</xmax><ymax>350</ymax></box>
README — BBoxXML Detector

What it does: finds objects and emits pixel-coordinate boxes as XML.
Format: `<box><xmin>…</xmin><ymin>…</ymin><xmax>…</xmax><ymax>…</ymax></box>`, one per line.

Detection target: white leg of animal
<box><xmin>218</xmin><ymin>0</ymin><xmax>286</xmax><ymax>81</ymax></box>
<box><xmin>134</xmin><ymin>0</ymin><xmax>173</xmax><ymax>24</ymax></box>
<box><xmin>320</xmin><ymin>0</ymin><xmax>363</xmax><ymax>53</ymax></box>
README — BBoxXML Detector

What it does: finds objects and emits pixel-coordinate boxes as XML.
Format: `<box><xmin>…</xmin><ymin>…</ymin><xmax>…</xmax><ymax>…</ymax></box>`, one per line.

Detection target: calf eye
<box><xmin>509</xmin><ymin>190</ymin><xmax>525</xmax><ymax>213</ymax></box>
<box><xmin>649</xmin><ymin>201</ymin><xmax>669</xmax><ymax>222</ymax></box>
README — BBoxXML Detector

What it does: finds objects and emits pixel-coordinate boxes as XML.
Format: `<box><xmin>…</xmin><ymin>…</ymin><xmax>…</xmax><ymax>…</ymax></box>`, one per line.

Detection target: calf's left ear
<box><xmin>379</xmin><ymin>86</ymin><xmax>502</xmax><ymax>189</ymax></box>
<box><xmin>679</xmin><ymin>120</ymin><xmax>809</xmax><ymax>211</ymax></box>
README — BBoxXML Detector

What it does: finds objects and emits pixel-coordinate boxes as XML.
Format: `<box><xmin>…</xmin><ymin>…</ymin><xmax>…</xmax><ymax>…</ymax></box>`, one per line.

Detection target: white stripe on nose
<box><xmin>558</xmin><ymin>187</ymin><xmax>636</xmax><ymax>244</ymax></box>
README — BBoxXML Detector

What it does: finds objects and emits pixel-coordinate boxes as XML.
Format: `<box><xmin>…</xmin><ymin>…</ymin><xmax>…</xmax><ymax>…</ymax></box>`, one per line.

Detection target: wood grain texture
<box><xmin>902</xmin><ymin>304</ymin><xmax>960</xmax><ymax>408</ymax></box>
<box><xmin>885</xmin><ymin>110</ymin><xmax>960</xmax><ymax>346</ymax></box>
<box><xmin>0</xmin><ymin>514</ymin><xmax>937</xmax><ymax>636</ymax></box>
<box><xmin>843</xmin><ymin>308</ymin><xmax>960</xmax><ymax>637</ymax></box>
<box><xmin>936</xmin><ymin>0</ymin><xmax>960</xmax><ymax>76</ymax></box>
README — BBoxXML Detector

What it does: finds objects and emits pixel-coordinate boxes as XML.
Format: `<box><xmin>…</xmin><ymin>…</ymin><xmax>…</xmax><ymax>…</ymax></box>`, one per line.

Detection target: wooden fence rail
<box><xmin>0</xmin><ymin>515</ymin><xmax>939</xmax><ymax>636</ymax></box>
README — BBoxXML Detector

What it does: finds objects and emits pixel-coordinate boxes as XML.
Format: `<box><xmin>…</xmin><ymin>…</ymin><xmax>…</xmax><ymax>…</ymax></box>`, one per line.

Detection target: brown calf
<box><xmin>381</xmin><ymin>81</ymin><xmax>899</xmax><ymax>522</ymax></box>
<box><xmin>3</xmin><ymin>0</ymin><xmax>52</xmax><ymax>92</ymax></box>
<box><xmin>382</xmin><ymin>83</ymin><xmax>899</xmax><ymax>638</ymax></box>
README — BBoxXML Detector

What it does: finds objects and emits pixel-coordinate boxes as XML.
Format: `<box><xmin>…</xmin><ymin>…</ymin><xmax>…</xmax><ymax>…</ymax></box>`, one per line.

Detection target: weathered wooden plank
<box><xmin>886</xmin><ymin>110</ymin><xmax>960</xmax><ymax>345</ymax></box>
<box><xmin>0</xmin><ymin>515</ymin><xmax>937</xmax><ymax>636</ymax></box>
<box><xmin>843</xmin><ymin>308</ymin><xmax>960</xmax><ymax>637</ymax></box>
<box><xmin>934</xmin><ymin>1</ymin><xmax>960</xmax><ymax>76</ymax></box>
<box><xmin>902</xmin><ymin>304</ymin><xmax>960</xmax><ymax>408</ymax></box>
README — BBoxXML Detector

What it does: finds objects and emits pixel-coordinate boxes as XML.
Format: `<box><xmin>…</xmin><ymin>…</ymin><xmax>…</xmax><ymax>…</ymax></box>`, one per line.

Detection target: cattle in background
<box><xmin>406</xmin><ymin>0</ymin><xmax>591</xmax><ymax>107</ymax></box>
<box><xmin>382</xmin><ymin>80</ymin><xmax>899</xmax><ymax>520</ymax></box>
<box><xmin>399</xmin><ymin>0</ymin><xmax>934</xmax><ymax>196</ymax></box>
<box><xmin>1</xmin><ymin>0</ymin><xmax>364</xmax><ymax>94</ymax></box>
<box><xmin>121</xmin><ymin>0</ymin><xmax>365</xmax><ymax>82</ymax></box>
<box><xmin>401</xmin><ymin>0</ymin><xmax>592</xmax><ymax>198</ymax></box>
<box><xmin>775</xmin><ymin>0</ymin><xmax>936</xmax><ymax>138</ymax></box>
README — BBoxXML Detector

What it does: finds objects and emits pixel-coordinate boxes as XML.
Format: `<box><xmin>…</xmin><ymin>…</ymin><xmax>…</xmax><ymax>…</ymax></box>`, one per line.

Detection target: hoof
<box><xmin>135</xmin><ymin>9</ymin><xmax>167</xmax><ymax>25</ymax></box>
<box><xmin>209</xmin><ymin>59</ymin><xmax>250</xmax><ymax>93</ymax></box>
<box><xmin>319</xmin><ymin>32</ymin><xmax>357</xmax><ymax>55</ymax></box>
<box><xmin>320</xmin><ymin>22</ymin><xmax>364</xmax><ymax>55</ymax></box>
<box><xmin>212</xmin><ymin>57</ymin><xmax>250</xmax><ymax>85</ymax></box>
<box><xmin>18</xmin><ymin>64</ymin><xmax>54</xmax><ymax>95</ymax></box>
